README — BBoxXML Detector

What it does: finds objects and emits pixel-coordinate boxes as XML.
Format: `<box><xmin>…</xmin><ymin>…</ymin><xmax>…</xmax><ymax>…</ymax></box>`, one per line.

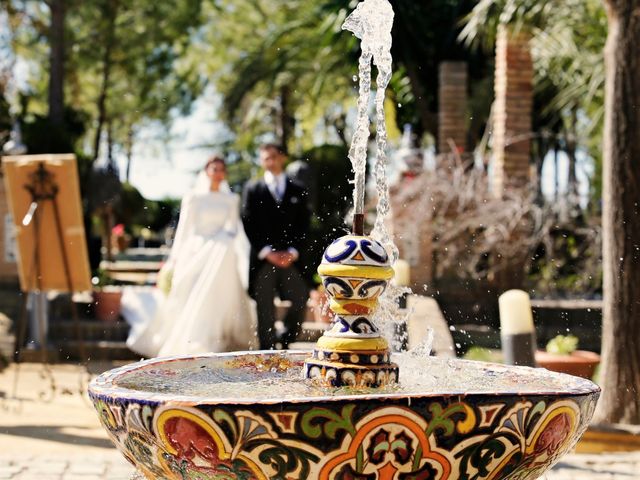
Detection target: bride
<box><xmin>121</xmin><ymin>156</ymin><xmax>256</xmax><ymax>357</ymax></box>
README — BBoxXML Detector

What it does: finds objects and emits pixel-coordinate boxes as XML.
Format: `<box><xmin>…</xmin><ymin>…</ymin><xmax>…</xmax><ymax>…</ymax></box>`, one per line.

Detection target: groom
<box><xmin>241</xmin><ymin>143</ymin><xmax>311</xmax><ymax>349</ymax></box>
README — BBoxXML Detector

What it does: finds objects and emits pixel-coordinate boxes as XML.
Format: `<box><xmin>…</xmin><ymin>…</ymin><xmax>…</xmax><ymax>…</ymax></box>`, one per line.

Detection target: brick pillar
<box><xmin>492</xmin><ymin>25</ymin><xmax>533</xmax><ymax>197</ymax></box>
<box><xmin>438</xmin><ymin>62</ymin><xmax>468</xmax><ymax>153</ymax></box>
<box><xmin>0</xmin><ymin>175</ymin><xmax>18</xmax><ymax>283</ymax></box>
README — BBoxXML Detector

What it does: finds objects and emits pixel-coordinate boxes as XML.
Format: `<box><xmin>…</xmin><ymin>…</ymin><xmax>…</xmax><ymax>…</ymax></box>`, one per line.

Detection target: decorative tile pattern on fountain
<box><xmin>89</xmin><ymin>351</ymin><xmax>600</xmax><ymax>480</ymax></box>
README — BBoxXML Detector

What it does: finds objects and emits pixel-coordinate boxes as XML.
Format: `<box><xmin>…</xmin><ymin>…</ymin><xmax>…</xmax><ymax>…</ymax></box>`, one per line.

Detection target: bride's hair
<box><xmin>205</xmin><ymin>155</ymin><xmax>226</xmax><ymax>171</ymax></box>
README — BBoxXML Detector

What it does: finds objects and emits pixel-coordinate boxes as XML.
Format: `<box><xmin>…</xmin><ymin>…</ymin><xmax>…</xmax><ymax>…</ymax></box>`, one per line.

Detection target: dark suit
<box><xmin>241</xmin><ymin>176</ymin><xmax>311</xmax><ymax>349</ymax></box>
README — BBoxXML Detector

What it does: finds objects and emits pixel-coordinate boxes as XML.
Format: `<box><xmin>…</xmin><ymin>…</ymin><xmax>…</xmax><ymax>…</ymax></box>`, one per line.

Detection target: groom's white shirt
<box><xmin>258</xmin><ymin>171</ymin><xmax>299</xmax><ymax>261</ymax></box>
<box><xmin>264</xmin><ymin>170</ymin><xmax>287</xmax><ymax>202</ymax></box>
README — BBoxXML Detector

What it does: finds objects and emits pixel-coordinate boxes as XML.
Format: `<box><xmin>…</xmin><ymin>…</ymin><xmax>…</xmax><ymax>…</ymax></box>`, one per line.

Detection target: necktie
<box><xmin>272</xmin><ymin>178</ymin><xmax>283</xmax><ymax>202</ymax></box>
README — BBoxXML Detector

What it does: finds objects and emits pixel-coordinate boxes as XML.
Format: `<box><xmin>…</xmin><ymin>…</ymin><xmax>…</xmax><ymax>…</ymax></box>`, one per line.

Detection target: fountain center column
<box><xmin>304</xmin><ymin>215</ymin><xmax>399</xmax><ymax>387</ymax></box>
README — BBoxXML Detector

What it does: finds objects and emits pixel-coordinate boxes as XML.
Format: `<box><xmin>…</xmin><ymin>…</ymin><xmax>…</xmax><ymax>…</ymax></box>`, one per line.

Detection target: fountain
<box><xmin>89</xmin><ymin>1</ymin><xmax>599</xmax><ymax>478</ymax></box>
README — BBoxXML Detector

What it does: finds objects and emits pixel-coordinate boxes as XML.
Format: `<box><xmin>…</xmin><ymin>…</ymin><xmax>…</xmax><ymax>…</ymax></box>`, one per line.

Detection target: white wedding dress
<box><xmin>121</xmin><ymin>188</ymin><xmax>257</xmax><ymax>357</ymax></box>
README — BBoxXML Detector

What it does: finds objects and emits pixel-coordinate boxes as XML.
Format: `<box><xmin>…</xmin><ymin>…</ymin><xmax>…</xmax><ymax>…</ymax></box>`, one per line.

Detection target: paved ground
<box><xmin>548</xmin><ymin>453</ymin><xmax>640</xmax><ymax>479</ymax></box>
<box><xmin>1</xmin><ymin>362</ymin><xmax>639</xmax><ymax>479</ymax></box>
<box><xmin>0</xmin><ymin>453</ymin><xmax>136</xmax><ymax>479</ymax></box>
<box><xmin>1</xmin><ymin>451</ymin><xmax>639</xmax><ymax>479</ymax></box>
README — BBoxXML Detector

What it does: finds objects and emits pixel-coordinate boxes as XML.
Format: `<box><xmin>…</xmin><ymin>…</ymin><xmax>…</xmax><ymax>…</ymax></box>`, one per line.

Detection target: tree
<box><xmin>0</xmin><ymin>9</ymin><xmax>14</xmax><ymax>146</ymax></box>
<box><xmin>199</xmin><ymin>0</ymin><xmax>492</xmax><ymax>156</ymax></box>
<box><xmin>463</xmin><ymin>0</ymin><xmax>640</xmax><ymax>424</ymax></box>
<box><xmin>461</xmin><ymin>0</ymin><xmax>606</xmax><ymax>201</ymax></box>
<box><xmin>595</xmin><ymin>0</ymin><xmax>640</xmax><ymax>424</ymax></box>
<box><xmin>90</xmin><ymin>0</ymin><xmax>118</xmax><ymax>162</ymax></box>
<box><xmin>4</xmin><ymin>0</ymin><xmax>68</xmax><ymax>127</ymax></box>
<box><xmin>47</xmin><ymin>0</ymin><xmax>64</xmax><ymax>126</ymax></box>
<box><xmin>65</xmin><ymin>0</ymin><xmax>205</xmax><ymax>166</ymax></box>
<box><xmin>5</xmin><ymin>0</ymin><xmax>205</xmax><ymax>165</ymax></box>
<box><xmin>198</xmin><ymin>0</ymin><xmax>357</xmax><ymax>155</ymax></box>
<box><xmin>390</xmin><ymin>0</ymin><xmax>490</xmax><ymax>142</ymax></box>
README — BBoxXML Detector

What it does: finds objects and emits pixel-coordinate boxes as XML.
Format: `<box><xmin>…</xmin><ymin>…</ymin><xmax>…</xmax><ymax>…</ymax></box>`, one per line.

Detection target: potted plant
<box><xmin>535</xmin><ymin>334</ymin><xmax>600</xmax><ymax>379</ymax></box>
<box><xmin>92</xmin><ymin>269</ymin><xmax>123</xmax><ymax>322</ymax></box>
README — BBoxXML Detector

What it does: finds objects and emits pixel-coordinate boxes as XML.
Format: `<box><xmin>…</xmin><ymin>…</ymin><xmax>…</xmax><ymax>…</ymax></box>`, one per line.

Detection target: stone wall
<box><xmin>492</xmin><ymin>26</ymin><xmax>533</xmax><ymax>197</ymax></box>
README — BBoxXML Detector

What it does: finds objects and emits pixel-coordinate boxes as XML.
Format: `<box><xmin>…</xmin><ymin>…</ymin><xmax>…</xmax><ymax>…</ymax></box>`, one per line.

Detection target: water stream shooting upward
<box><xmin>343</xmin><ymin>0</ymin><xmax>409</xmax><ymax>340</ymax></box>
<box><xmin>343</xmin><ymin>0</ymin><xmax>394</xmax><ymax>218</ymax></box>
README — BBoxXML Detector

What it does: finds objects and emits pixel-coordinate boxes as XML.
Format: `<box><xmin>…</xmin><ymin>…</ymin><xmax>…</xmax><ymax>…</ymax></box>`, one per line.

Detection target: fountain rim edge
<box><xmin>87</xmin><ymin>350</ymin><xmax>600</xmax><ymax>405</ymax></box>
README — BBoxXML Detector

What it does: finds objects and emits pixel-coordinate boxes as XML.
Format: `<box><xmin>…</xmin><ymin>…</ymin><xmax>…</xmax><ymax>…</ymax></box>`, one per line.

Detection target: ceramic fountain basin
<box><xmin>89</xmin><ymin>351</ymin><xmax>599</xmax><ymax>480</ymax></box>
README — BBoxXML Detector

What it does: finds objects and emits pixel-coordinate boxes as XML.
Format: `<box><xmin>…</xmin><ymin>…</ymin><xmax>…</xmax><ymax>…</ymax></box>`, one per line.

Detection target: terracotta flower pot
<box><xmin>536</xmin><ymin>350</ymin><xmax>601</xmax><ymax>379</ymax></box>
<box><xmin>115</xmin><ymin>235</ymin><xmax>130</xmax><ymax>253</ymax></box>
<box><xmin>93</xmin><ymin>287</ymin><xmax>123</xmax><ymax>322</ymax></box>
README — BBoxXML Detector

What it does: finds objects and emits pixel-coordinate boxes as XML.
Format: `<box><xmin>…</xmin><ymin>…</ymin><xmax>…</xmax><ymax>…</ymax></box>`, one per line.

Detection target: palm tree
<box><xmin>462</xmin><ymin>0</ymin><xmax>640</xmax><ymax>424</ymax></box>
<box><xmin>201</xmin><ymin>0</ymin><xmax>356</xmax><ymax>154</ymax></box>
<box><xmin>204</xmin><ymin>0</ymin><xmax>493</xmax><ymax>154</ymax></box>
<box><xmin>461</xmin><ymin>0</ymin><xmax>605</xmax><ymax>164</ymax></box>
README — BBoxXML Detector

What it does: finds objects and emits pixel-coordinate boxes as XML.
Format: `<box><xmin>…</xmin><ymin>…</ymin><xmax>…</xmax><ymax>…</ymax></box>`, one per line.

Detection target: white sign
<box><xmin>4</xmin><ymin>213</ymin><xmax>16</xmax><ymax>263</ymax></box>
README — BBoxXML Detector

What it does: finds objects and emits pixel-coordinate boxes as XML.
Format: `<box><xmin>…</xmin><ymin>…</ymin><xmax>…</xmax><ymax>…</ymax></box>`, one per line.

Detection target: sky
<box><xmin>113</xmin><ymin>88</ymin><xmax>235</xmax><ymax>200</ymax></box>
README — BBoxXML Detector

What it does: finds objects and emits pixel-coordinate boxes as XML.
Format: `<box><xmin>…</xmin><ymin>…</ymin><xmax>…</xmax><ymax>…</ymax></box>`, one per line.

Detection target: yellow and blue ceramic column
<box><xmin>304</xmin><ymin>229</ymin><xmax>399</xmax><ymax>387</ymax></box>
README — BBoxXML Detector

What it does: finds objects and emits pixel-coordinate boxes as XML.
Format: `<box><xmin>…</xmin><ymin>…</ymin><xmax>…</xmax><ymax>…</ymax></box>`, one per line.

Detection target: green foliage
<box><xmin>304</xmin><ymin>144</ymin><xmax>352</xmax><ymax>229</ymax></box>
<box><xmin>92</xmin><ymin>267</ymin><xmax>116</xmax><ymax>287</ymax></box>
<box><xmin>198</xmin><ymin>0</ymin><xmax>357</xmax><ymax>154</ymax></box>
<box><xmin>199</xmin><ymin>0</ymin><xmax>491</xmax><ymax>151</ymax></box>
<box><xmin>298</xmin><ymin>144</ymin><xmax>352</xmax><ymax>284</ymax></box>
<box><xmin>113</xmin><ymin>183</ymin><xmax>178</xmax><ymax>233</ymax></box>
<box><xmin>462</xmin><ymin>0</ymin><xmax>606</xmax><ymax>207</ymax></box>
<box><xmin>226</xmin><ymin>159</ymin><xmax>255</xmax><ymax>191</ymax></box>
<box><xmin>20</xmin><ymin>106</ymin><xmax>88</xmax><ymax>154</ymax></box>
<box><xmin>463</xmin><ymin>347</ymin><xmax>503</xmax><ymax>363</ymax></box>
<box><xmin>113</xmin><ymin>183</ymin><xmax>145</xmax><ymax>229</ymax></box>
<box><xmin>391</xmin><ymin>0</ymin><xmax>492</xmax><ymax>141</ymax></box>
<box><xmin>143</xmin><ymin>198</ymin><xmax>180</xmax><ymax>233</ymax></box>
<box><xmin>5</xmin><ymin>0</ymin><xmax>206</xmax><ymax>164</ymax></box>
<box><xmin>0</xmin><ymin>92</ymin><xmax>11</xmax><ymax>148</ymax></box>
<box><xmin>527</xmin><ymin>218</ymin><xmax>602</xmax><ymax>298</ymax></box>
<box><xmin>546</xmin><ymin>334</ymin><xmax>579</xmax><ymax>356</ymax></box>
<box><xmin>67</xmin><ymin>0</ymin><xmax>206</xmax><ymax>159</ymax></box>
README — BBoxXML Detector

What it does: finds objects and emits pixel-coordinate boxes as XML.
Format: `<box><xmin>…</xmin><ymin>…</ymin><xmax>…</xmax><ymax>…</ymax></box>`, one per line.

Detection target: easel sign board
<box><xmin>2</xmin><ymin>154</ymin><xmax>92</xmax><ymax>292</ymax></box>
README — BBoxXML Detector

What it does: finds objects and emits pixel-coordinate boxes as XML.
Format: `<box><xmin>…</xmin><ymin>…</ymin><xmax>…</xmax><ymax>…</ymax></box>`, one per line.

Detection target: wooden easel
<box><xmin>3</xmin><ymin>157</ymin><xmax>91</xmax><ymax>400</ymax></box>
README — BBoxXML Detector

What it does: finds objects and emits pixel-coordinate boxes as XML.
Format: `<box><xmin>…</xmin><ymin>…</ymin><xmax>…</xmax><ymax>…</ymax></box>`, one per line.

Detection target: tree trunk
<box><xmin>566</xmin><ymin>109</ymin><xmax>579</xmax><ymax>203</ymax></box>
<box><xmin>534</xmin><ymin>137</ymin><xmax>547</xmax><ymax>204</ymax></box>
<box><xmin>594</xmin><ymin>0</ymin><xmax>640</xmax><ymax>425</ymax></box>
<box><xmin>278</xmin><ymin>85</ymin><xmax>294</xmax><ymax>155</ymax></box>
<box><xmin>106</xmin><ymin>120</ymin><xmax>114</xmax><ymax>168</ymax></box>
<box><xmin>554</xmin><ymin>144</ymin><xmax>560</xmax><ymax>201</ymax></box>
<box><xmin>125</xmin><ymin>126</ymin><xmax>134</xmax><ymax>182</ymax></box>
<box><xmin>48</xmin><ymin>0</ymin><xmax>65</xmax><ymax>126</ymax></box>
<box><xmin>92</xmin><ymin>1</ymin><xmax>118</xmax><ymax>163</ymax></box>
